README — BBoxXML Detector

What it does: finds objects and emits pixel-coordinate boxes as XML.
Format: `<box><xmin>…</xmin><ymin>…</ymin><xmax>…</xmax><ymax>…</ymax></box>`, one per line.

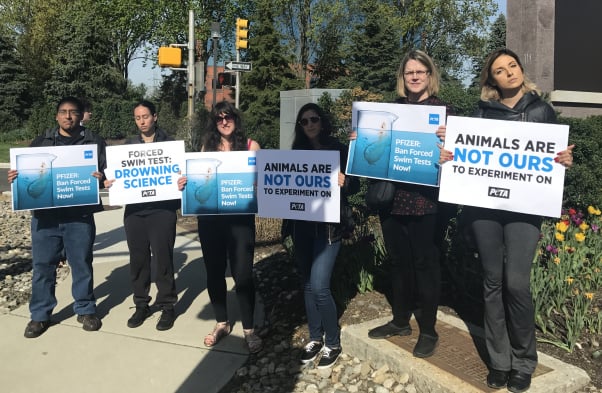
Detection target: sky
<box><xmin>127</xmin><ymin>0</ymin><xmax>507</xmax><ymax>90</ymax></box>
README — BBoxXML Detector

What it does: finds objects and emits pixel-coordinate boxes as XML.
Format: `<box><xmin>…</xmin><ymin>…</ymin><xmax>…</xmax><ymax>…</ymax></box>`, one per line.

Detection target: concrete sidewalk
<box><xmin>0</xmin><ymin>196</ymin><xmax>254</xmax><ymax>393</ymax></box>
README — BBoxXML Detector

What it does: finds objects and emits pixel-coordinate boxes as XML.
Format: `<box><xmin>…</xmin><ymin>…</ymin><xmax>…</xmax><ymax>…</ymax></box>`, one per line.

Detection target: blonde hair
<box><xmin>479</xmin><ymin>48</ymin><xmax>541</xmax><ymax>101</ymax></box>
<box><xmin>396</xmin><ymin>49</ymin><xmax>440</xmax><ymax>98</ymax></box>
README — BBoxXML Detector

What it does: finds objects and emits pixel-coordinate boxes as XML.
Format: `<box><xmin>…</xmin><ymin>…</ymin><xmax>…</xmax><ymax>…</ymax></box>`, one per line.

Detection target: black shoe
<box><xmin>24</xmin><ymin>320</ymin><xmax>50</xmax><ymax>338</ymax></box>
<box><xmin>486</xmin><ymin>369</ymin><xmax>510</xmax><ymax>389</ymax></box>
<box><xmin>156</xmin><ymin>309</ymin><xmax>175</xmax><ymax>331</ymax></box>
<box><xmin>368</xmin><ymin>321</ymin><xmax>412</xmax><ymax>339</ymax></box>
<box><xmin>127</xmin><ymin>305</ymin><xmax>151</xmax><ymax>328</ymax></box>
<box><xmin>507</xmin><ymin>370</ymin><xmax>531</xmax><ymax>393</ymax></box>
<box><xmin>77</xmin><ymin>314</ymin><xmax>102</xmax><ymax>331</ymax></box>
<box><xmin>300</xmin><ymin>341</ymin><xmax>323</xmax><ymax>364</ymax></box>
<box><xmin>317</xmin><ymin>346</ymin><xmax>342</xmax><ymax>369</ymax></box>
<box><xmin>413</xmin><ymin>333</ymin><xmax>439</xmax><ymax>358</ymax></box>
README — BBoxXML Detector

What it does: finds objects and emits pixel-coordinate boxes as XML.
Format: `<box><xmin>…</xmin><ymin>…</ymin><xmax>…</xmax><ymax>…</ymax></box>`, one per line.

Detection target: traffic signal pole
<box><xmin>187</xmin><ymin>10</ymin><xmax>195</xmax><ymax>120</ymax></box>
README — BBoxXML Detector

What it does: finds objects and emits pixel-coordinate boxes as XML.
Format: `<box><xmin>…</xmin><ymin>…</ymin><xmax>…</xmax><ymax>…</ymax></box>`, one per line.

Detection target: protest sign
<box><xmin>439</xmin><ymin>116</ymin><xmax>569</xmax><ymax>217</ymax></box>
<box><xmin>10</xmin><ymin>145</ymin><xmax>100</xmax><ymax>211</ymax></box>
<box><xmin>257</xmin><ymin>150</ymin><xmax>340</xmax><ymax>222</ymax></box>
<box><xmin>346</xmin><ymin>101</ymin><xmax>446</xmax><ymax>186</ymax></box>
<box><xmin>181</xmin><ymin>151</ymin><xmax>257</xmax><ymax>215</ymax></box>
<box><xmin>105</xmin><ymin>140</ymin><xmax>185</xmax><ymax>205</ymax></box>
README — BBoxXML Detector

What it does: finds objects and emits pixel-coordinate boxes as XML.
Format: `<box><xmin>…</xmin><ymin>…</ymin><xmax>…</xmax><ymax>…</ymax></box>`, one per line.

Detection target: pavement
<box><xmin>0</xmin><ymin>188</ymin><xmax>594</xmax><ymax>393</ymax></box>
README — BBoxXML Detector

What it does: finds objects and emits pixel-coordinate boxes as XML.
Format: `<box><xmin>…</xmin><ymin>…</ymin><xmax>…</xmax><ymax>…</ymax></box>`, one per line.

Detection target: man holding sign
<box><xmin>7</xmin><ymin>96</ymin><xmax>106</xmax><ymax>338</ymax></box>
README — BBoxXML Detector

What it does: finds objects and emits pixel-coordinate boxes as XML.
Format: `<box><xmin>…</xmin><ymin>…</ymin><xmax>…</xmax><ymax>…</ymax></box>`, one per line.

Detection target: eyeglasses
<box><xmin>403</xmin><ymin>70</ymin><xmax>429</xmax><ymax>78</ymax></box>
<box><xmin>299</xmin><ymin>116</ymin><xmax>320</xmax><ymax>126</ymax></box>
<box><xmin>58</xmin><ymin>109</ymin><xmax>81</xmax><ymax>116</ymax></box>
<box><xmin>216</xmin><ymin>114</ymin><xmax>235</xmax><ymax>123</ymax></box>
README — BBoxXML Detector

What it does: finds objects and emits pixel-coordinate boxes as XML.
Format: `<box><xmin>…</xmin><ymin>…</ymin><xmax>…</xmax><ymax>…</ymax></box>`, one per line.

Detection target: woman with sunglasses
<box><xmin>365</xmin><ymin>50</ymin><xmax>455</xmax><ymax>359</ymax></box>
<box><xmin>178</xmin><ymin>101</ymin><xmax>262</xmax><ymax>353</ymax></box>
<box><xmin>290</xmin><ymin>103</ymin><xmax>359</xmax><ymax>369</ymax></box>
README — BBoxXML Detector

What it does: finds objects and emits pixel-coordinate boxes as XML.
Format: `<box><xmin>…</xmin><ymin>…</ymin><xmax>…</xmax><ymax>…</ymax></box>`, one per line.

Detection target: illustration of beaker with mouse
<box><xmin>183</xmin><ymin>157</ymin><xmax>221</xmax><ymax>214</ymax></box>
<box><xmin>14</xmin><ymin>153</ymin><xmax>57</xmax><ymax>210</ymax></box>
<box><xmin>350</xmin><ymin>110</ymin><xmax>398</xmax><ymax>178</ymax></box>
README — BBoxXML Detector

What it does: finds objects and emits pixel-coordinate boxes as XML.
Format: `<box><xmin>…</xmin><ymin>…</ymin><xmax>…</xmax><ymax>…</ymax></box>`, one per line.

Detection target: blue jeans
<box><xmin>293</xmin><ymin>223</ymin><xmax>341</xmax><ymax>347</ymax></box>
<box><xmin>30</xmin><ymin>214</ymin><xmax>97</xmax><ymax>321</ymax></box>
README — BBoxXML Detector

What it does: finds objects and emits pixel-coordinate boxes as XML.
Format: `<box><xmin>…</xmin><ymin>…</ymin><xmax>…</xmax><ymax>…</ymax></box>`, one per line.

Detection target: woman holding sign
<box><xmin>177</xmin><ymin>101</ymin><xmax>263</xmax><ymax>353</ymax></box>
<box><xmin>105</xmin><ymin>100</ymin><xmax>180</xmax><ymax>331</ymax></box>
<box><xmin>366</xmin><ymin>50</ymin><xmax>455</xmax><ymax>360</ymax></box>
<box><xmin>290</xmin><ymin>103</ymin><xmax>359</xmax><ymax>369</ymax></box>
<box><xmin>459</xmin><ymin>48</ymin><xmax>574</xmax><ymax>392</ymax></box>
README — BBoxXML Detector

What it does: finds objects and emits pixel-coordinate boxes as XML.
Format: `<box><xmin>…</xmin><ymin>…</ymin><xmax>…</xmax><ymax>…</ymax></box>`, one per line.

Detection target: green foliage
<box><xmin>89</xmin><ymin>98</ymin><xmax>138</xmax><ymax>140</ymax></box>
<box><xmin>559</xmin><ymin>115</ymin><xmax>602</xmax><ymax>209</ymax></box>
<box><xmin>0</xmin><ymin>32</ymin><xmax>31</xmax><ymax>128</ymax></box>
<box><xmin>439</xmin><ymin>79</ymin><xmax>480</xmax><ymax>116</ymax></box>
<box><xmin>24</xmin><ymin>102</ymin><xmax>56</xmax><ymax>140</ymax></box>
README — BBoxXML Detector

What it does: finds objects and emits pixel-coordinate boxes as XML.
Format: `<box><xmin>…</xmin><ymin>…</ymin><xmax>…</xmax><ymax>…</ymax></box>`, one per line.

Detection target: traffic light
<box><xmin>158</xmin><ymin>47</ymin><xmax>182</xmax><ymax>67</ymax></box>
<box><xmin>236</xmin><ymin>18</ymin><xmax>249</xmax><ymax>50</ymax></box>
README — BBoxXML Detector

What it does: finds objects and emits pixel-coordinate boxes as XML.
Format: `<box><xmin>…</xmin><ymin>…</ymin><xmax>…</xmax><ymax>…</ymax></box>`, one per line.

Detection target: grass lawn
<box><xmin>0</xmin><ymin>141</ymin><xmax>30</xmax><ymax>163</ymax></box>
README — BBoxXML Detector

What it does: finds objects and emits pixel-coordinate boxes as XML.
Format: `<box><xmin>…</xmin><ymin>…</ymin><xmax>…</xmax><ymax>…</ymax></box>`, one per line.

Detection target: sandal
<box><xmin>243</xmin><ymin>328</ymin><xmax>263</xmax><ymax>354</ymax></box>
<box><xmin>204</xmin><ymin>322</ymin><xmax>231</xmax><ymax>347</ymax></box>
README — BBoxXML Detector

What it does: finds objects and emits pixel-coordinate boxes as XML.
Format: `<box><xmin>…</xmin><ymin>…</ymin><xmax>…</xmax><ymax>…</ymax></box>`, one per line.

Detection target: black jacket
<box><xmin>473</xmin><ymin>91</ymin><xmax>557</xmax><ymax>124</ymax></box>
<box><xmin>30</xmin><ymin>126</ymin><xmax>106</xmax><ymax>219</ymax></box>
<box><xmin>123</xmin><ymin>126</ymin><xmax>181</xmax><ymax>216</ymax></box>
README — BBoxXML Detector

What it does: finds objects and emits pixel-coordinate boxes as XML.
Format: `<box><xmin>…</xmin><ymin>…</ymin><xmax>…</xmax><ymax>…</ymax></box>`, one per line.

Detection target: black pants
<box><xmin>124</xmin><ymin>209</ymin><xmax>177</xmax><ymax>309</ymax></box>
<box><xmin>197</xmin><ymin>215</ymin><xmax>256</xmax><ymax>329</ymax></box>
<box><xmin>379</xmin><ymin>212</ymin><xmax>441</xmax><ymax>335</ymax></box>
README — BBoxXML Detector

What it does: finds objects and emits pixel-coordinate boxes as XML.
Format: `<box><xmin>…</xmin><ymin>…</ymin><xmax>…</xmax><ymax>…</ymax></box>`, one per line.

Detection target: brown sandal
<box><xmin>204</xmin><ymin>322</ymin><xmax>231</xmax><ymax>347</ymax></box>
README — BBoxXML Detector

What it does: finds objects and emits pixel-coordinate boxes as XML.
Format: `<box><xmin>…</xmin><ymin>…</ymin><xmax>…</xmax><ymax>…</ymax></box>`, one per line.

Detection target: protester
<box><xmin>290</xmin><ymin>103</ymin><xmax>359</xmax><ymax>369</ymax></box>
<box><xmin>177</xmin><ymin>101</ymin><xmax>262</xmax><ymax>353</ymax></box>
<box><xmin>365</xmin><ymin>50</ymin><xmax>455</xmax><ymax>359</ymax></box>
<box><xmin>447</xmin><ymin>48</ymin><xmax>574</xmax><ymax>393</ymax></box>
<box><xmin>7</xmin><ymin>96</ymin><xmax>106</xmax><ymax>338</ymax></box>
<box><xmin>105</xmin><ymin>100</ymin><xmax>179</xmax><ymax>331</ymax></box>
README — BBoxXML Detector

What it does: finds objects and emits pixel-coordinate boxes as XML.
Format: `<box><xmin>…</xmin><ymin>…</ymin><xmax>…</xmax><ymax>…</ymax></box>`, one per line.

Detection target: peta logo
<box><xmin>428</xmin><ymin>113</ymin><xmax>440</xmax><ymax>125</ymax></box>
<box><xmin>84</xmin><ymin>150</ymin><xmax>93</xmax><ymax>159</ymax></box>
<box><xmin>488</xmin><ymin>187</ymin><xmax>510</xmax><ymax>199</ymax></box>
<box><xmin>290</xmin><ymin>202</ymin><xmax>305</xmax><ymax>211</ymax></box>
<box><xmin>248</xmin><ymin>156</ymin><xmax>256</xmax><ymax>166</ymax></box>
<box><xmin>141</xmin><ymin>189</ymin><xmax>156</xmax><ymax>197</ymax></box>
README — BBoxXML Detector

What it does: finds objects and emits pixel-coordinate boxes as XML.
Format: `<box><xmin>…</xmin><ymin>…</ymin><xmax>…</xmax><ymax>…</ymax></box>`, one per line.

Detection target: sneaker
<box><xmin>243</xmin><ymin>329</ymin><xmax>263</xmax><ymax>354</ymax></box>
<box><xmin>486</xmin><ymin>369</ymin><xmax>510</xmax><ymax>389</ymax></box>
<box><xmin>156</xmin><ymin>309</ymin><xmax>175</xmax><ymax>331</ymax></box>
<box><xmin>77</xmin><ymin>314</ymin><xmax>102</xmax><ymax>331</ymax></box>
<box><xmin>368</xmin><ymin>321</ymin><xmax>412</xmax><ymax>339</ymax></box>
<box><xmin>300</xmin><ymin>341</ymin><xmax>323</xmax><ymax>364</ymax></box>
<box><xmin>413</xmin><ymin>333</ymin><xmax>439</xmax><ymax>358</ymax></box>
<box><xmin>127</xmin><ymin>305</ymin><xmax>151</xmax><ymax>328</ymax></box>
<box><xmin>24</xmin><ymin>320</ymin><xmax>50</xmax><ymax>338</ymax></box>
<box><xmin>317</xmin><ymin>346</ymin><xmax>342</xmax><ymax>369</ymax></box>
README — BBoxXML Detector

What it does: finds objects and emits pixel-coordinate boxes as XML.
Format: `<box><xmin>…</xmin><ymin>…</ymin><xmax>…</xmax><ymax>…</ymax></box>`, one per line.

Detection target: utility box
<box><xmin>279</xmin><ymin>89</ymin><xmax>348</xmax><ymax>149</ymax></box>
<box><xmin>158</xmin><ymin>47</ymin><xmax>182</xmax><ymax>68</ymax></box>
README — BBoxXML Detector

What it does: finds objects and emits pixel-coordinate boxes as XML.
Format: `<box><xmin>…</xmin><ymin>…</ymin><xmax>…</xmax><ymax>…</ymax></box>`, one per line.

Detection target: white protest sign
<box><xmin>181</xmin><ymin>151</ymin><xmax>257</xmax><ymax>216</ymax></box>
<box><xmin>257</xmin><ymin>150</ymin><xmax>340</xmax><ymax>222</ymax></box>
<box><xmin>346</xmin><ymin>101</ymin><xmax>446</xmax><ymax>186</ymax></box>
<box><xmin>10</xmin><ymin>145</ymin><xmax>100</xmax><ymax>211</ymax></box>
<box><xmin>439</xmin><ymin>116</ymin><xmax>569</xmax><ymax>217</ymax></box>
<box><xmin>105</xmin><ymin>140</ymin><xmax>185</xmax><ymax>205</ymax></box>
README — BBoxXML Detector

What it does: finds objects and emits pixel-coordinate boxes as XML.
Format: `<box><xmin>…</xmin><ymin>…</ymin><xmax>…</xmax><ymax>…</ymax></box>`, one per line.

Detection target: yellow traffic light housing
<box><xmin>158</xmin><ymin>47</ymin><xmax>182</xmax><ymax>67</ymax></box>
<box><xmin>236</xmin><ymin>18</ymin><xmax>249</xmax><ymax>50</ymax></box>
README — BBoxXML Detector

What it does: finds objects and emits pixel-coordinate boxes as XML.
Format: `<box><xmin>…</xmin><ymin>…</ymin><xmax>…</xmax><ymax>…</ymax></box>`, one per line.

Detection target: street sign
<box><xmin>225</xmin><ymin>61</ymin><xmax>252</xmax><ymax>72</ymax></box>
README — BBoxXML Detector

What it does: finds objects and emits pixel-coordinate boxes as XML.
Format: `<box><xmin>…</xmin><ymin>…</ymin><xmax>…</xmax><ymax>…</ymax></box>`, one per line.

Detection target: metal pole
<box><xmin>188</xmin><ymin>10</ymin><xmax>194</xmax><ymax>120</ymax></box>
<box><xmin>235</xmin><ymin>50</ymin><xmax>241</xmax><ymax>108</ymax></box>
<box><xmin>212</xmin><ymin>38</ymin><xmax>217</xmax><ymax>108</ymax></box>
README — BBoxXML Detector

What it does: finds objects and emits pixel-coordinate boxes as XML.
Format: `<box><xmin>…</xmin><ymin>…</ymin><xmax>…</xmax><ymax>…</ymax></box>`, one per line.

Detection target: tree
<box><xmin>0</xmin><ymin>32</ymin><xmax>31</xmax><ymax>128</ymax></box>
<box><xmin>240</xmin><ymin>0</ymin><xmax>303</xmax><ymax>148</ymax></box>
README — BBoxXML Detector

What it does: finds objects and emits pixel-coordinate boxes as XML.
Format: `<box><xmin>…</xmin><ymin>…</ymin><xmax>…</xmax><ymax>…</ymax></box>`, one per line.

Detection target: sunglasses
<box><xmin>299</xmin><ymin>116</ymin><xmax>320</xmax><ymax>126</ymax></box>
<box><xmin>216</xmin><ymin>114</ymin><xmax>235</xmax><ymax>123</ymax></box>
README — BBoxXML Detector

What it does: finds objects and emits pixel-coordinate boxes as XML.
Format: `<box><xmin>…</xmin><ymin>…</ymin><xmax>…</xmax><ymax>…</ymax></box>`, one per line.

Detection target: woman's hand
<box><xmin>7</xmin><ymin>169</ymin><xmax>17</xmax><ymax>184</ymax></box>
<box><xmin>555</xmin><ymin>144</ymin><xmax>575</xmax><ymax>168</ymax></box>
<box><xmin>435</xmin><ymin>125</ymin><xmax>446</xmax><ymax>142</ymax></box>
<box><xmin>177</xmin><ymin>176</ymin><xmax>188</xmax><ymax>191</ymax></box>
<box><xmin>438</xmin><ymin>143</ymin><xmax>453</xmax><ymax>164</ymax></box>
<box><xmin>338</xmin><ymin>172</ymin><xmax>345</xmax><ymax>187</ymax></box>
<box><xmin>104</xmin><ymin>179</ymin><xmax>115</xmax><ymax>188</ymax></box>
<box><xmin>349</xmin><ymin>130</ymin><xmax>357</xmax><ymax>141</ymax></box>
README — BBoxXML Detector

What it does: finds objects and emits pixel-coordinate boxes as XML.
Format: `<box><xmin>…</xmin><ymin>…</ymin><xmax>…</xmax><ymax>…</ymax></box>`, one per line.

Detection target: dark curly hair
<box><xmin>292</xmin><ymin>103</ymin><xmax>334</xmax><ymax>150</ymax></box>
<box><xmin>201</xmin><ymin>101</ymin><xmax>248</xmax><ymax>151</ymax></box>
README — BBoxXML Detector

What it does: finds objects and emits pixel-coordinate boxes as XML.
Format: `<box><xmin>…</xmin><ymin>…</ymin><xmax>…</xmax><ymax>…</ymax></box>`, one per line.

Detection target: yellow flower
<box><xmin>595</xmin><ymin>267</ymin><xmax>601</xmax><ymax>273</ymax></box>
<box><xmin>566</xmin><ymin>277</ymin><xmax>574</xmax><ymax>284</ymax></box>
<box><xmin>574</xmin><ymin>232</ymin><xmax>586</xmax><ymax>242</ymax></box>
<box><xmin>573</xmin><ymin>288</ymin><xmax>580</xmax><ymax>296</ymax></box>
<box><xmin>555</xmin><ymin>232</ymin><xmax>565</xmax><ymax>242</ymax></box>
<box><xmin>585</xmin><ymin>292</ymin><xmax>594</xmax><ymax>300</ymax></box>
<box><xmin>553</xmin><ymin>257</ymin><xmax>560</xmax><ymax>265</ymax></box>
<box><xmin>587</xmin><ymin>205</ymin><xmax>601</xmax><ymax>215</ymax></box>
<box><xmin>556</xmin><ymin>221</ymin><xmax>569</xmax><ymax>233</ymax></box>
<box><xmin>579</xmin><ymin>222</ymin><xmax>589</xmax><ymax>232</ymax></box>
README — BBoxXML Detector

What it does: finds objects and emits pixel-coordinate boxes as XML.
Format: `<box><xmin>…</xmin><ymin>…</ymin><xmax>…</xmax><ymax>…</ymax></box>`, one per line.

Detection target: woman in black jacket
<box><xmin>459</xmin><ymin>49</ymin><xmax>574</xmax><ymax>393</ymax></box>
